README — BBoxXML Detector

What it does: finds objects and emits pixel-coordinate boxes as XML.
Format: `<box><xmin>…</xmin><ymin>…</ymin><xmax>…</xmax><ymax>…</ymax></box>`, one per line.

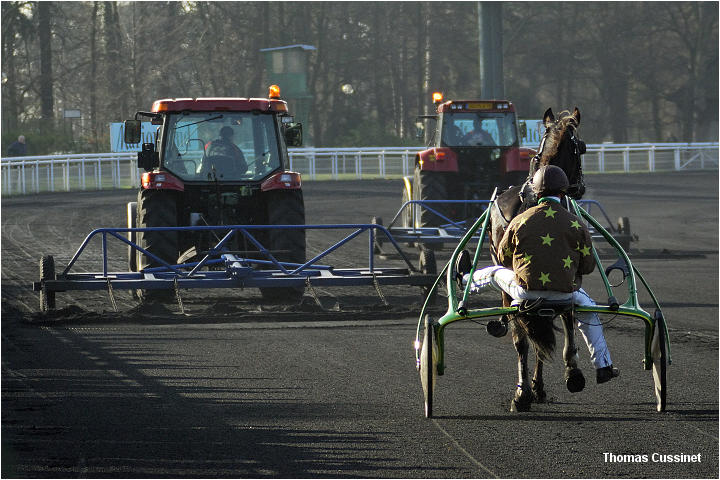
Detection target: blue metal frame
<box><xmin>382</xmin><ymin>198</ymin><xmax>630</xmax><ymax>248</ymax></box>
<box><xmin>38</xmin><ymin>223</ymin><xmax>439</xmax><ymax>295</ymax></box>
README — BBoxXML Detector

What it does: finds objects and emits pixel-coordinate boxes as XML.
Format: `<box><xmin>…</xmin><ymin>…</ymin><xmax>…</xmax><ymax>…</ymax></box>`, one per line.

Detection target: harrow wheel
<box><xmin>651</xmin><ymin>311</ymin><xmax>667</xmax><ymax>412</ymax></box>
<box><xmin>39</xmin><ymin>255</ymin><xmax>56</xmax><ymax>312</ymax></box>
<box><xmin>419</xmin><ymin>314</ymin><xmax>437</xmax><ymax>418</ymax></box>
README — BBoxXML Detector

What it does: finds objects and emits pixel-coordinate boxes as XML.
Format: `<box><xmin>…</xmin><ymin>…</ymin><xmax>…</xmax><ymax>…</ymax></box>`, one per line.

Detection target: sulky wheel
<box><xmin>651</xmin><ymin>310</ymin><xmax>667</xmax><ymax>412</ymax></box>
<box><xmin>39</xmin><ymin>255</ymin><xmax>56</xmax><ymax>312</ymax></box>
<box><xmin>371</xmin><ymin>216</ymin><xmax>384</xmax><ymax>254</ymax></box>
<box><xmin>419</xmin><ymin>314</ymin><xmax>437</xmax><ymax>418</ymax></box>
<box><xmin>418</xmin><ymin>248</ymin><xmax>437</xmax><ymax>306</ymax></box>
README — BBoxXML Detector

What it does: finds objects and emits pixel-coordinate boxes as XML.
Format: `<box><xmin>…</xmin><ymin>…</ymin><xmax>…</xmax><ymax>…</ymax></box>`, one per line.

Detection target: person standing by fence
<box><xmin>7</xmin><ymin>135</ymin><xmax>27</xmax><ymax>156</ymax></box>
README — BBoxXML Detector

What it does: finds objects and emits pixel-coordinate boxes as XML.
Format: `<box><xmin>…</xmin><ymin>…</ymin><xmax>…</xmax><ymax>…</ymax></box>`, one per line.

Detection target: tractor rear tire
<box><xmin>136</xmin><ymin>189</ymin><xmax>178</xmax><ymax>302</ymax></box>
<box><xmin>418</xmin><ymin>248</ymin><xmax>437</xmax><ymax>306</ymax></box>
<box><xmin>617</xmin><ymin>216</ymin><xmax>632</xmax><ymax>251</ymax></box>
<box><xmin>127</xmin><ymin>202</ymin><xmax>138</xmax><ymax>272</ymax></box>
<box><xmin>260</xmin><ymin>189</ymin><xmax>306</xmax><ymax>303</ymax></box>
<box><xmin>413</xmin><ymin>167</ymin><xmax>447</xmax><ymax>229</ymax></box>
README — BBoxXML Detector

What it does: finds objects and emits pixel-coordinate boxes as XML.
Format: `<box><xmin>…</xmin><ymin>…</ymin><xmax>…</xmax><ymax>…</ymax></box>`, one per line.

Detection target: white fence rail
<box><xmin>2</xmin><ymin>143</ymin><xmax>717</xmax><ymax>196</ymax></box>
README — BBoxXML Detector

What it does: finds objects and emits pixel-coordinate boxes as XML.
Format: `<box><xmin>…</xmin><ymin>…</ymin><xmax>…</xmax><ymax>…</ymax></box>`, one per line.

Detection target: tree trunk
<box><xmin>89</xmin><ymin>2</ymin><xmax>99</xmax><ymax>149</ymax></box>
<box><xmin>417</xmin><ymin>3</ymin><xmax>429</xmax><ymax>117</ymax></box>
<box><xmin>38</xmin><ymin>2</ymin><xmax>54</xmax><ymax>130</ymax></box>
<box><xmin>1</xmin><ymin>4</ymin><xmax>19</xmax><ymax>132</ymax></box>
<box><xmin>103</xmin><ymin>1</ymin><xmax>126</xmax><ymax>117</ymax></box>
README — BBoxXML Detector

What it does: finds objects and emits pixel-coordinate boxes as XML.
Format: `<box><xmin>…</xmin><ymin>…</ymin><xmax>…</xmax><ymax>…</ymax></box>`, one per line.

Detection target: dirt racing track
<box><xmin>2</xmin><ymin>172</ymin><xmax>718</xmax><ymax>478</ymax></box>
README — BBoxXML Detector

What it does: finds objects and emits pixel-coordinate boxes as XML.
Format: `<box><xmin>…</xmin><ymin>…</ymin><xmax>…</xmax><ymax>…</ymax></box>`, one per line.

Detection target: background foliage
<box><xmin>2</xmin><ymin>1</ymin><xmax>717</xmax><ymax>155</ymax></box>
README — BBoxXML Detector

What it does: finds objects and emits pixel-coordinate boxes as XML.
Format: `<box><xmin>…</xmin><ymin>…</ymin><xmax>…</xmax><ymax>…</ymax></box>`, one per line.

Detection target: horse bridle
<box><xmin>567</xmin><ymin>126</ymin><xmax>586</xmax><ymax>198</ymax></box>
<box><xmin>529</xmin><ymin>123</ymin><xmax>586</xmax><ymax>199</ymax></box>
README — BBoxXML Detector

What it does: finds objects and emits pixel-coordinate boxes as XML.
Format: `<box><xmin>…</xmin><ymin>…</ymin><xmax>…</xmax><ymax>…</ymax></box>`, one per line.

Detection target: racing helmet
<box><xmin>531</xmin><ymin>165</ymin><xmax>569</xmax><ymax>197</ymax></box>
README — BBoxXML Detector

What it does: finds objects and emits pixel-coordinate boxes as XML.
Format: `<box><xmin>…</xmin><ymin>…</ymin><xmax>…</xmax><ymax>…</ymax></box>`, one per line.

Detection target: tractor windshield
<box><xmin>162</xmin><ymin>112</ymin><xmax>282</xmax><ymax>182</ymax></box>
<box><xmin>440</xmin><ymin>112</ymin><xmax>518</xmax><ymax>147</ymax></box>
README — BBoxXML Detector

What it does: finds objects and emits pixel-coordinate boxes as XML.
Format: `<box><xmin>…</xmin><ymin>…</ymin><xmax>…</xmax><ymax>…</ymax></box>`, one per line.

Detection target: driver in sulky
<box><xmin>456</xmin><ymin>165</ymin><xmax>620</xmax><ymax>385</ymax></box>
<box><xmin>202</xmin><ymin>125</ymin><xmax>247</xmax><ymax>179</ymax></box>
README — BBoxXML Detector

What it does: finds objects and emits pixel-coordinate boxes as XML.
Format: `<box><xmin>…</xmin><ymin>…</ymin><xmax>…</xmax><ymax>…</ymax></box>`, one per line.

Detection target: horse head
<box><xmin>531</xmin><ymin>107</ymin><xmax>586</xmax><ymax>199</ymax></box>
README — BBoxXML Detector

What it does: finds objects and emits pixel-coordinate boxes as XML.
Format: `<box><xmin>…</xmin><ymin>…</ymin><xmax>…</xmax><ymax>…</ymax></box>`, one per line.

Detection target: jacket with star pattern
<box><xmin>497</xmin><ymin>199</ymin><xmax>595</xmax><ymax>292</ymax></box>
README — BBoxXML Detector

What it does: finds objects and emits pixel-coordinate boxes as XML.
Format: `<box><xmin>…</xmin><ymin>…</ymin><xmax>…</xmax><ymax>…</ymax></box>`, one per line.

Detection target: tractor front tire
<box><xmin>401</xmin><ymin>183</ymin><xmax>413</xmax><ymax>229</ymax></box>
<box><xmin>136</xmin><ymin>189</ymin><xmax>178</xmax><ymax>302</ymax></box>
<box><xmin>260</xmin><ymin>189</ymin><xmax>306</xmax><ymax>303</ymax></box>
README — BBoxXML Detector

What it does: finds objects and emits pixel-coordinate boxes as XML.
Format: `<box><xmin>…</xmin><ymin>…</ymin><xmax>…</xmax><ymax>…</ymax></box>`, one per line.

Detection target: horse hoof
<box><xmin>510</xmin><ymin>398</ymin><xmax>532</xmax><ymax>412</ymax></box>
<box><xmin>510</xmin><ymin>389</ymin><xmax>533</xmax><ymax>412</ymax></box>
<box><xmin>532</xmin><ymin>389</ymin><xmax>547</xmax><ymax>403</ymax></box>
<box><xmin>565</xmin><ymin>368</ymin><xmax>585</xmax><ymax>393</ymax></box>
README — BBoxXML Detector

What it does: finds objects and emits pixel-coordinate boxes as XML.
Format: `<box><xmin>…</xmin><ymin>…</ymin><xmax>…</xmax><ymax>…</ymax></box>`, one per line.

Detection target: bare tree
<box><xmin>37</xmin><ymin>1</ymin><xmax>54</xmax><ymax>129</ymax></box>
<box><xmin>1</xmin><ymin>1</ymin><xmax>717</xmax><ymax>153</ymax></box>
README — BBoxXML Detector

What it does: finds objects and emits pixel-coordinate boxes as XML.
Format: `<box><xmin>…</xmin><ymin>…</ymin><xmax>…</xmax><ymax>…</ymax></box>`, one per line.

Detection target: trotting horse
<box><xmin>489</xmin><ymin>107</ymin><xmax>587</xmax><ymax>411</ymax></box>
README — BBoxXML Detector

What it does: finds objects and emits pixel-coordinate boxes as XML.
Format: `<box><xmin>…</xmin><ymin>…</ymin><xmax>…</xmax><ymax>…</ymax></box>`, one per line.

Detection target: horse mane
<box><xmin>539</xmin><ymin>110</ymin><xmax>579</xmax><ymax>164</ymax></box>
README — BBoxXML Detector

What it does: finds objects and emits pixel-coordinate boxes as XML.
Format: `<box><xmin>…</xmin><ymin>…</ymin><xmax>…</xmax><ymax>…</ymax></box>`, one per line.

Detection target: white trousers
<box><xmin>466</xmin><ymin>266</ymin><xmax>612</xmax><ymax>369</ymax></box>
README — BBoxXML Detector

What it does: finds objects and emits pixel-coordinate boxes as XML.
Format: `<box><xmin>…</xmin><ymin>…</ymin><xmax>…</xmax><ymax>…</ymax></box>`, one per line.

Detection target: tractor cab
<box><xmin>124</xmin><ymin>87</ymin><xmax>303</xmax><ymax>186</ymax></box>
<box><xmin>406</xmin><ymin>93</ymin><xmax>534</xmax><ymax>232</ymax></box>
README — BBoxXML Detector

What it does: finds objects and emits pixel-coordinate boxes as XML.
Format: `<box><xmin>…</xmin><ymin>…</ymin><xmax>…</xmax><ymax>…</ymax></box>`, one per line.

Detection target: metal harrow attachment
<box><xmin>374</xmin><ymin>198</ymin><xmax>635</xmax><ymax>255</ymax></box>
<box><xmin>34</xmin><ymin>223</ymin><xmax>439</xmax><ymax>313</ymax></box>
<box><xmin>414</xmin><ymin>194</ymin><xmax>669</xmax><ymax>417</ymax></box>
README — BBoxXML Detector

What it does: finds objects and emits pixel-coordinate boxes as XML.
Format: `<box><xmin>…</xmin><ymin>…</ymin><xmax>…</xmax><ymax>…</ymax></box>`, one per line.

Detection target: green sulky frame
<box><xmin>414</xmin><ymin>194</ymin><xmax>670</xmax><ymax>415</ymax></box>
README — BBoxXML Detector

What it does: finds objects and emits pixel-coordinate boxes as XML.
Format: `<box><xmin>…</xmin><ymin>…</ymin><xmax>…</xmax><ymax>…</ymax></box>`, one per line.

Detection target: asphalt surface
<box><xmin>2</xmin><ymin>171</ymin><xmax>718</xmax><ymax>478</ymax></box>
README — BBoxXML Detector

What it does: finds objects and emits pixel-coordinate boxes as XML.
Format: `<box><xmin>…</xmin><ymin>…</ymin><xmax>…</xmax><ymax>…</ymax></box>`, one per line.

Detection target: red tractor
<box><xmin>124</xmin><ymin>85</ymin><xmax>306</xmax><ymax>302</ymax></box>
<box><xmin>404</xmin><ymin>93</ymin><xmax>535</xmax><ymax>230</ymax></box>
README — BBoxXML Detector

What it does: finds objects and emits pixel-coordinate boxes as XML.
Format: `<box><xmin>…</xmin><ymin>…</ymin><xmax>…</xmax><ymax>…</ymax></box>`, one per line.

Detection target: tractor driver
<box><xmin>202</xmin><ymin>125</ymin><xmax>247</xmax><ymax>179</ymax></box>
<box><xmin>456</xmin><ymin>165</ymin><xmax>620</xmax><ymax>384</ymax></box>
<box><xmin>462</xmin><ymin>117</ymin><xmax>496</xmax><ymax>146</ymax></box>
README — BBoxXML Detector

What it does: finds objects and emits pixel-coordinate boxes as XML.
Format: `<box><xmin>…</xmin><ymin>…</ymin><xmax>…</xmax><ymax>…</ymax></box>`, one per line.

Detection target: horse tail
<box><xmin>513</xmin><ymin>314</ymin><xmax>557</xmax><ymax>363</ymax></box>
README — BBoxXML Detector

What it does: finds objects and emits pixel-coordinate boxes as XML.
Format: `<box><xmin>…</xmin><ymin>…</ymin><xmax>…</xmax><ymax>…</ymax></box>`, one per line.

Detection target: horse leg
<box><xmin>561</xmin><ymin>312</ymin><xmax>585</xmax><ymax>393</ymax></box>
<box><xmin>510</xmin><ymin>319</ymin><xmax>533</xmax><ymax>412</ymax></box>
<box><xmin>531</xmin><ymin>355</ymin><xmax>547</xmax><ymax>403</ymax></box>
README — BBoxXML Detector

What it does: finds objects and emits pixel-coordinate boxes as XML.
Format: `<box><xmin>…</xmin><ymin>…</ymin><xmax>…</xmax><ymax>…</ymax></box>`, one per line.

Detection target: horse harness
<box><xmin>518</xmin><ymin>123</ymin><xmax>586</xmax><ymax>205</ymax></box>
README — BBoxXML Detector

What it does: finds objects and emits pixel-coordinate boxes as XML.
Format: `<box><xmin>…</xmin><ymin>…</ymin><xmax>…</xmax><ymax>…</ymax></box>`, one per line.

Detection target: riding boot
<box><xmin>596</xmin><ymin>365</ymin><xmax>620</xmax><ymax>384</ymax></box>
<box><xmin>454</xmin><ymin>249</ymin><xmax>471</xmax><ymax>290</ymax></box>
<box><xmin>486</xmin><ymin>314</ymin><xmax>509</xmax><ymax>337</ymax></box>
